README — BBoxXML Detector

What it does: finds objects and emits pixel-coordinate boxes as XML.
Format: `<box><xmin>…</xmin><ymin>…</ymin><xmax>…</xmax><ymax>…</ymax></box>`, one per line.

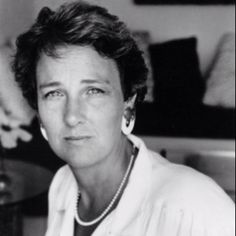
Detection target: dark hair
<box><xmin>12</xmin><ymin>1</ymin><xmax>148</xmax><ymax>110</ymax></box>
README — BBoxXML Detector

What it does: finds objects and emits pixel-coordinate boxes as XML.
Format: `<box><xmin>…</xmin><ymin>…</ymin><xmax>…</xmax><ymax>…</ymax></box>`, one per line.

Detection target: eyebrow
<box><xmin>81</xmin><ymin>79</ymin><xmax>111</xmax><ymax>85</ymax></box>
<box><xmin>38</xmin><ymin>79</ymin><xmax>111</xmax><ymax>90</ymax></box>
<box><xmin>39</xmin><ymin>81</ymin><xmax>61</xmax><ymax>90</ymax></box>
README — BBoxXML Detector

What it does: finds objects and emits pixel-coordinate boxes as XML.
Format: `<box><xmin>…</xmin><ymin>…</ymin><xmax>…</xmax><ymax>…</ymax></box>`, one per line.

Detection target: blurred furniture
<box><xmin>133</xmin><ymin>33</ymin><xmax>235</xmax><ymax>200</ymax></box>
<box><xmin>140</xmin><ymin>136</ymin><xmax>235</xmax><ymax>201</ymax></box>
<box><xmin>134</xmin><ymin>34</ymin><xmax>235</xmax><ymax>139</ymax></box>
<box><xmin>0</xmin><ymin>159</ymin><xmax>53</xmax><ymax>236</ymax></box>
<box><xmin>135</xmin><ymin>102</ymin><xmax>235</xmax><ymax>139</ymax></box>
<box><xmin>4</xmin><ymin>119</ymin><xmax>64</xmax><ymax>228</ymax></box>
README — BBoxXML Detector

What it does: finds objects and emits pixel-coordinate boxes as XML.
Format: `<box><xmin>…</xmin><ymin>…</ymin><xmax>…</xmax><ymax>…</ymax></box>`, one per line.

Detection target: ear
<box><xmin>123</xmin><ymin>94</ymin><xmax>137</xmax><ymax>121</ymax></box>
<box><xmin>36</xmin><ymin>113</ymin><xmax>42</xmax><ymax>125</ymax></box>
<box><xmin>36</xmin><ymin>114</ymin><xmax>46</xmax><ymax>131</ymax></box>
<box><xmin>124</xmin><ymin>94</ymin><xmax>137</xmax><ymax>110</ymax></box>
<box><xmin>122</xmin><ymin>94</ymin><xmax>137</xmax><ymax>135</ymax></box>
<box><xmin>37</xmin><ymin>114</ymin><xmax>48</xmax><ymax>141</ymax></box>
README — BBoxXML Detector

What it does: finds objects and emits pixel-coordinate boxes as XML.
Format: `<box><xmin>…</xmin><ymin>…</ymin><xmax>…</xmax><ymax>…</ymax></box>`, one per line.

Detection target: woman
<box><xmin>12</xmin><ymin>2</ymin><xmax>234</xmax><ymax>236</ymax></box>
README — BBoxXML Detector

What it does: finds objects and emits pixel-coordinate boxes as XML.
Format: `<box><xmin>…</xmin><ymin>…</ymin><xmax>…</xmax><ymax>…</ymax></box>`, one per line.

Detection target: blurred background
<box><xmin>0</xmin><ymin>0</ymin><xmax>234</xmax><ymax>73</ymax></box>
<box><xmin>0</xmin><ymin>0</ymin><xmax>235</xmax><ymax>235</ymax></box>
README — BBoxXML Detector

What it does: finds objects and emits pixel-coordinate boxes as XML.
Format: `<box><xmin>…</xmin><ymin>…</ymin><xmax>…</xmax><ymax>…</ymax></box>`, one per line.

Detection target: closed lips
<box><xmin>64</xmin><ymin>136</ymin><xmax>91</xmax><ymax>141</ymax></box>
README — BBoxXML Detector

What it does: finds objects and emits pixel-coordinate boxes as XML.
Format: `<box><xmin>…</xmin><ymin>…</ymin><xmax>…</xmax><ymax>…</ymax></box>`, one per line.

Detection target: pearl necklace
<box><xmin>74</xmin><ymin>149</ymin><xmax>135</xmax><ymax>227</ymax></box>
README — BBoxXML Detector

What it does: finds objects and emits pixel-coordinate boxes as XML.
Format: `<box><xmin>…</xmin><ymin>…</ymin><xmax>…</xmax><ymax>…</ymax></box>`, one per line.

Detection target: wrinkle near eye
<box><xmin>87</xmin><ymin>88</ymin><xmax>105</xmax><ymax>95</ymax></box>
<box><xmin>44</xmin><ymin>90</ymin><xmax>64</xmax><ymax>99</ymax></box>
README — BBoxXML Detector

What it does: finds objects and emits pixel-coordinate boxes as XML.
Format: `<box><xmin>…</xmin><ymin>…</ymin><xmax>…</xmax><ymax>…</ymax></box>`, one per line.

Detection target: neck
<box><xmin>71</xmin><ymin>136</ymin><xmax>133</xmax><ymax>213</ymax></box>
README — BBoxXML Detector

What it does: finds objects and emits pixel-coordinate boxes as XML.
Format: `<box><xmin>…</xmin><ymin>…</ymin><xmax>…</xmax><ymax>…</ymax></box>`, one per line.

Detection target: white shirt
<box><xmin>45</xmin><ymin>135</ymin><xmax>235</xmax><ymax>236</ymax></box>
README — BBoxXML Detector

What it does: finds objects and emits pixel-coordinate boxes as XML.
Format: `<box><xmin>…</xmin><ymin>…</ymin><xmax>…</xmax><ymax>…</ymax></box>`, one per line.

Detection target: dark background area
<box><xmin>134</xmin><ymin>0</ymin><xmax>235</xmax><ymax>5</ymax></box>
<box><xmin>133</xmin><ymin>36</ymin><xmax>235</xmax><ymax>139</ymax></box>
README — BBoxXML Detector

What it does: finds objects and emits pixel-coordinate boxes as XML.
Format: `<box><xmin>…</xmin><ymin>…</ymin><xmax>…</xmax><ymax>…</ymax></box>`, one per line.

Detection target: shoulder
<box><xmin>129</xmin><ymin>135</ymin><xmax>234</xmax><ymax>209</ymax></box>
<box><xmin>48</xmin><ymin>165</ymin><xmax>76</xmax><ymax>209</ymax></box>
<box><xmin>49</xmin><ymin>165</ymin><xmax>73</xmax><ymax>193</ymax></box>
<box><xmin>145</xmin><ymin>150</ymin><xmax>235</xmax><ymax>234</ymax></box>
<box><xmin>129</xmin><ymin>135</ymin><xmax>234</xmax><ymax>211</ymax></box>
<box><xmin>148</xmin><ymin>150</ymin><xmax>234</xmax><ymax>208</ymax></box>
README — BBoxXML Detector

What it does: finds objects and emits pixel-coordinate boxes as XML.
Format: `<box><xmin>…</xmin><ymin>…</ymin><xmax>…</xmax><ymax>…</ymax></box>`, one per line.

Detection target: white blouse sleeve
<box><xmin>145</xmin><ymin>201</ymin><xmax>235</xmax><ymax>236</ymax></box>
<box><xmin>47</xmin><ymin>165</ymin><xmax>72</xmax><ymax>226</ymax></box>
<box><xmin>143</xmin><ymin>164</ymin><xmax>235</xmax><ymax>236</ymax></box>
<box><xmin>47</xmin><ymin>166</ymin><xmax>64</xmax><ymax>226</ymax></box>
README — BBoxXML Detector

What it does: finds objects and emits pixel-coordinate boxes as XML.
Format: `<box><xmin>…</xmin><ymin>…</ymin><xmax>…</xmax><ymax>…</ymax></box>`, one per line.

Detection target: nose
<box><xmin>63</xmin><ymin>98</ymin><xmax>86</xmax><ymax>127</ymax></box>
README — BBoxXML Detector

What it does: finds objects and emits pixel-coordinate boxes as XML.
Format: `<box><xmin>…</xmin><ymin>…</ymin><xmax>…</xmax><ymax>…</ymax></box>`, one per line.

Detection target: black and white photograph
<box><xmin>134</xmin><ymin>0</ymin><xmax>235</xmax><ymax>5</ymax></box>
<box><xmin>0</xmin><ymin>0</ymin><xmax>235</xmax><ymax>235</ymax></box>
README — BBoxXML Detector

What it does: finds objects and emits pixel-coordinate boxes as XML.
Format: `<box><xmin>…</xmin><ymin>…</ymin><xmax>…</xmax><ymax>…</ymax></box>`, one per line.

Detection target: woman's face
<box><xmin>36</xmin><ymin>46</ymin><xmax>127</xmax><ymax>168</ymax></box>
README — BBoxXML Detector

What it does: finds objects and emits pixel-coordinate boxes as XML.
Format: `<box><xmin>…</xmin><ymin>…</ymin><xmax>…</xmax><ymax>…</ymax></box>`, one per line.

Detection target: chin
<box><xmin>57</xmin><ymin>148</ymin><xmax>99</xmax><ymax>168</ymax></box>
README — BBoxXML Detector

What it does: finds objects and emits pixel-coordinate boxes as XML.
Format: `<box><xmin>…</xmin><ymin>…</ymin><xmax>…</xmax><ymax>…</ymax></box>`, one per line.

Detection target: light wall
<box><xmin>33</xmin><ymin>0</ymin><xmax>235</xmax><ymax>75</ymax></box>
<box><xmin>102</xmin><ymin>2</ymin><xmax>235</xmax><ymax>75</ymax></box>
<box><xmin>0</xmin><ymin>0</ymin><xmax>33</xmax><ymax>45</ymax></box>
<box><xmin>1</xmin><ymin>0</ymin><xmax>234</xmax><ymax>75</ymax></box>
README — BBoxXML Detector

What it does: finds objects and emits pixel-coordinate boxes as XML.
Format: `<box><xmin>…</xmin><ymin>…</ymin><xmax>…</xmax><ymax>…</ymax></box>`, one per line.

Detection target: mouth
<box><xmin>64</xmin><ymin>136</ymin><xmax>91</xmax><ymax>142</ymax></box>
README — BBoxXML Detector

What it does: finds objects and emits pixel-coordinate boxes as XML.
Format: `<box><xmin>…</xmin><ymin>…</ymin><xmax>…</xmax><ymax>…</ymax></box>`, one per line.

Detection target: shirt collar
<box><xmin>54</xmin><ymin>134</ymin><xmax>153</xmax><ymax>230</ymax></box>
<box><xmin>55</xmin><ymin>165</ymin><xmax>78</xmax><ymax>211</ymax></box>
<box><xmin>108</xmin><ymin>134</ymin><xmax>153</xmax><ymax>233</ymax></box>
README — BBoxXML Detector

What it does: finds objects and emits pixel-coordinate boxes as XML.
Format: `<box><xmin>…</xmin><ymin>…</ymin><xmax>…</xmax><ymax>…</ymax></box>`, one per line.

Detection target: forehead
<box><xmin>36</xmin><ymin>46</ymin><xmax>121</xmax><ymax>87</ymax></box>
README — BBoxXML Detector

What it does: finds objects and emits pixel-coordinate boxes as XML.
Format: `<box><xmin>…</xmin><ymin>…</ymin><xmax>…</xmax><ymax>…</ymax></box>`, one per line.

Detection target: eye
<box><xmin>44</xmin><ymin>90</ymin><xmax>64</xmax><ymax>99</ymax></box>
<box><xmin>87</xmin><ymin>88</ymin><xmax>105</xmax><ymax>95</ymax></box>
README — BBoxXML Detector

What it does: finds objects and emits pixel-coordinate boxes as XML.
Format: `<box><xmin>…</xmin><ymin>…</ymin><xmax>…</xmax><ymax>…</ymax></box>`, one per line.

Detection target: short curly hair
<box><xmin>12</xmin><ymin>1</ymin><xmax>148</xmax><ymax>110</ymax></box>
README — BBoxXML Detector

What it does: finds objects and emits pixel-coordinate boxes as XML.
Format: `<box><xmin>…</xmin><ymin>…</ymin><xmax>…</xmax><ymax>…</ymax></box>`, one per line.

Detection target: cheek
<box><xmin>38</xmin><ymin>104</ymin><xmax>62</xmax><ymax>135</ymax></box>
<box><xmin>38</xmin><ymin>104</ymin><xmax>49</xmax><ymax>125</ymax></box>
<box><xmin>94</xmin><ymin>102</ymin><xmax>124</xmax><ymax>135</ymax></box>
